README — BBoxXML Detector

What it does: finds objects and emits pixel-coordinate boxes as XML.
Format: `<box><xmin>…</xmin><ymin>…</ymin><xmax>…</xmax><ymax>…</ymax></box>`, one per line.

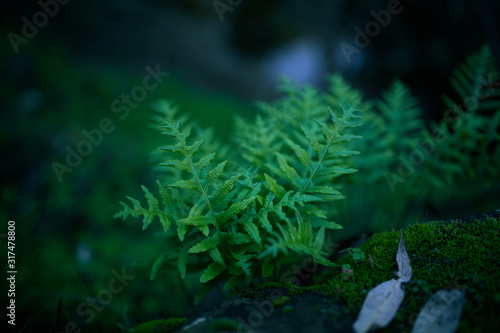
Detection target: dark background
<box><xmin>1</xmin><ymin>0</ymin><xmax>499</xmax><ymax>331</ymax></box>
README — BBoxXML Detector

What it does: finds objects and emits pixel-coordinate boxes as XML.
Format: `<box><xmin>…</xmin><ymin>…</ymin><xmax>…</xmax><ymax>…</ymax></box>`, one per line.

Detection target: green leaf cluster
<box><xmin>327</xmin><ymin>45</ymin><xmax>500</xmax><ymax>236</ymax></box>
<box><xmin>115</xmin><ymin>44</ymin><xmax>500</xmax><ymax>300</ymax></box>
<box><xmin>115</xmin><ymin>98</ymin><xmax>362</xmax><ymax>295</ymax></box>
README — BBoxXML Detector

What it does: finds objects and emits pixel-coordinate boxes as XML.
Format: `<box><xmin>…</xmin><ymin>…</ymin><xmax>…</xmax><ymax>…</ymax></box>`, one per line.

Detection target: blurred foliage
<box><xmin>336</xmin><ymin>45</ymin><xmax>500</xmax><ymax>238</ymax></box>
<box><xmin>0</xmin><ymin>40</ymin><xmax>254</xmax><ymax>331</ymax></box>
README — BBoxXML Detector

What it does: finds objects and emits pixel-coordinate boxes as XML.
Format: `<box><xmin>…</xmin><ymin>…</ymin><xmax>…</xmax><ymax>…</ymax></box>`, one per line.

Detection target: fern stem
<box><xmin>191</xmin><ymin>158</ymin><xmax>219</xmax><ymax>230</ymax></box>
<box><xmin>300</xmin><ymin>108</ymin><xmax>352</xmax><ymax>196</ymax></box>
<box><xmin>176</xmin><ymin>129</ymin><xmax>220</xmax><ymax>232</ymax></box>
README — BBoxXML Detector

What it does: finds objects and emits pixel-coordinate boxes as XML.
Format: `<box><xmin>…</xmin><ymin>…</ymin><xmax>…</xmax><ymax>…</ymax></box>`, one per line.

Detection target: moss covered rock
<box><xmin>143</xmin><ymin>214</ymin><xmax>500</xmax><ymax>332</ymax></box>
<box><xmin>310</xmin><ymin>214</ymin><xmax>500</xmax><ymax>332</ymax></box>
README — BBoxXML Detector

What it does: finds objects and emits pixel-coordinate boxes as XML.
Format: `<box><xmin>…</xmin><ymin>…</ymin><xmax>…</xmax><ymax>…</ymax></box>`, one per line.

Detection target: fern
<box><xmin>149</xmin><ymin>101</ymin><xmax>231</xmax><ymax>180</ymax></box>
<box><xmin>443</xmin><ymin>45</ymin><xmax>500</xmax><ymax>114</ymax></box>
<box><xmin>115</xmin><ymin>44</ymin><xmax>500</xmax><ymax>305</ymax></box>
<box><xmin>378</xmin><ymin>80</ymin><xmax>423</xmax><ymax>155</ymax></box>
<box><xmin>352</xmin><ymin>79</ymin><xmax>424</xmax><ymax>185</ymax></box>
<box><xmin>422</xmin><ymin>45</ymin><xmax>500</xmax><ymax>182</ymax></box>
<box><xmin>116</xmin><ymin>93</ymin><xmax>363</xmax><ymax>298</ymax></box>
<box><xmin>326</xmin><ymin>46</ymin><xmax>500</xmax><ymax>238</ymax></box>
<box><xmin>234</xmin><ymin>114</ymin><xmax>282</xmax><ymax>170</ymax></box>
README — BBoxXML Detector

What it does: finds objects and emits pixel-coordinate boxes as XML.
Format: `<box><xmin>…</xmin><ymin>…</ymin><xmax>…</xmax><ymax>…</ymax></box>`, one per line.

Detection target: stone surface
<box><xmin>178</xmin><ymin>288</ymin><xmax>353</xmax><ymax>333</ymax></box>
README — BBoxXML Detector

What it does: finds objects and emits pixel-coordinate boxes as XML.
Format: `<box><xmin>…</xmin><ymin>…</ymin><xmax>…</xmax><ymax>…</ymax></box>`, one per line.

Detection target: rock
<box><xmin>178</xmin><ymin>287</ymin><xmax>353</xmax><ymax>333</ymax></box>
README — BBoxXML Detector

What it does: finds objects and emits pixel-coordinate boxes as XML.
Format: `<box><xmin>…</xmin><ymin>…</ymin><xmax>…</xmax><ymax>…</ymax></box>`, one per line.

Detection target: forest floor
<box><xmin>127</xmin><ymin>211</ymin><xmax>500</xmax><ymax>333</ymax></box>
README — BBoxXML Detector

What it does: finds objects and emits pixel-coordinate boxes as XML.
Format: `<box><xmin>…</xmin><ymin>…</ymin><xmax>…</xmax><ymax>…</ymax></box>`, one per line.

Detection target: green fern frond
<box><xmin>177</xmin><ymin>244</ymin><xmax>190</xmax><ymax>279</ymax></box>
<box><xmin>243</xmin><ymin>221</ymin><xmax>262</xmax><ymax>247</ymax></box>
<box><xmin>177</xmin><ymin>215</ymin><xmax>212</xmax><ymax>226</ymax></box>
<box><xmin>215</xmin><ymin>196</ymin><xmax>255</xmax><ymax>224</ymax></box>
<box><xmin>150</xmin><ymin>252</ymin><xmax>169</xmax><ymax>280</ymax></box>
<box><xmin>188</xmin><ymin>235</ymin><xmax>220</xmax><ymax>253</ymax></box>
<box><xmin>200</xmin><ymin>262</ymin><xmax>225</xmax><ymax>283</ymax></box>
<box><xmin>259</xmin><ymin>214</ymin><xmax>335</xmax><ymax>266</ymax></box>
<box><xmin>348</xmin><ymin>79</ymin><xmax>422</xmax><ymax>187</ymax></box>
<box><xmin>299</xmin><ymin>105</ymin><xmax>362</xmax><ymax>195</ymax></box>
<box><xmin>226</xmin><ymin>232</ymin><xmax>252</xmax><ymax>245</ymax></box>
<box><xmin>378</xmin><ymin>80</ymin><xmax>423</xmax><ymax>153</ymax></box>
<box><xmin>209</xmin><ymin>247</ymin><xmax>226</xmax><ymax>267</ymax></box>
<box><xmin>234</xmin><ymin>114</ymin><xmax>283</xmax><ymax>169</ymax></box>
<box><xmin>117</xmin><ymin>75</ymin><xmax>367</xmax><ymax>292</ymax></box>
<box><xmin>276</xmin><ymin>153</ymin><xmax>302</xmax><ymax>190</ymax></box>
<box><xmin>443</xmin><ymin>45</ymin><xmax>500</xmax><ymax>113</ymax></box>
<box><xmin>114</xmin><ymin>187</ymin><xmax>169</xmax><ymax>232</ymax></box>
<box><xmin>209</xmin><ymin>174</ymin><xmax>242</xmax><ymax>206</ymax></box>
<box><xmin>418</xmin><ymin>45</ymin><xmax>500</xmax><ymax>184</ymax></box>
<box><xmin>326</xmin><ymin>74</ymin><xmax>366</xmax><ymax>111</ymax></box>
<box><xmin>301</xmin><ymin>126</ymin><xmax>323</xmax><ymax>156</ymax></box>
<box><xmin>278</xmin><ymin>76</ymin><xmax>326</xmax><ymax>128</ymax></box>
<box><xmin>206</xmin><ymin>161</ymin><xmax>228</xmax><ymax>188</ymax></box>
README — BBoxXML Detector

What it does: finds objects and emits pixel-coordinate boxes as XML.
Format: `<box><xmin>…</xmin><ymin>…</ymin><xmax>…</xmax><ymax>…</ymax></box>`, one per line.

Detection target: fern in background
<box><xmin>377</xmin><ymin>80</ymin><xmax>423</xmax><ymax>157</ymax></box>
<box><xmin>233</xmin><ymin>113</ymin><xmax>282</xmax><ymax>171</ymax></box>
<box><xmin>329</xmin><ymin>45</ymin><xmax>500</xmax><ymax>237</ymax></box>
<box><xmin>326</xmin><ymin>76</ymin><xmax>425</xmax><ymax>234</ymax></box>
<box><xmin>421</xmin><ymin>45</ymin><xmax>500</xmax><ymax>184</ymax></box>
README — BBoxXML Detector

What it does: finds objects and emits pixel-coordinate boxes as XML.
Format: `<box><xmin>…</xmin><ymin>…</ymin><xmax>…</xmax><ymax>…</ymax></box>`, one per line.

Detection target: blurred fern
<box><xmin>332</xmin><ymin>45</ymin><xmax>500</xmax><ymax>237</ymax></box>
<box><xmin>422</xmin><ymin>45</ymin><xmax>500</xmax><ymax>183</ymax></box>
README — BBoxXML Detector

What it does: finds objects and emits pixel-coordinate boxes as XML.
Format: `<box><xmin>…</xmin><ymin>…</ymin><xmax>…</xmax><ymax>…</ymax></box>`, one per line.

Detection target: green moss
<box><xmin>283</xmin><ymin>305</ymin><xmax>293</xmax><ymax>314</ymax></box>
<box><xmin>310</xmin><ymin>217</ymin><xmax>500</xmax><ymax>332</ymax></box>
<box><xmin>257</xmin><ymin>282</ymin><xmax>286</xmax><ymax>290</ymax></box>
<box><xmin>220</xmin><ymin>217</ymin><xmax>499</xmax><ymax>332</ymax></box>
<box><xmin>286</xmin><ymin>285</ymin><xmax>307</xmax><ymax>296</ymax></box>
<box><xmin>272</xmin><ymin>295</ymin><xmax>291</xmax><ymax>308</ymax></box>
<box><xmin>239</xmin><ymin>289</ymin><xmax>266</xmax><ymax>298</ymax></box>
<box><xmin>126</xmin><ymin>318</ymin><xmax>186</xmax><ymax>333</ymax></box>
<box><xmin>210</xmin><ymin>317</ymin><xmax>240</xmax><ymax>331</ymax></box>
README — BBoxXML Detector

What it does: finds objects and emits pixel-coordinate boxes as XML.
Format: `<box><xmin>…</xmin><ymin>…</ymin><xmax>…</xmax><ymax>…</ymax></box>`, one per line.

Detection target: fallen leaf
<box><xmin>353</xmin><ymin>279</ymin><xmax>405</xmax><ymax>333</ymax></box>
<box><xmin>396</xmin><ymin>230</ymin><xmax>412</xmax><ymax>282</ymax></box>
<box><xmin>411</xmin><ymin>289</ymin><xmax>466</xmax><ymax>333</ymax></box>
<box><xmin>353</xmin><ymin>230</ymin><xmax>412</xmax><ymax>333</ymax></box>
